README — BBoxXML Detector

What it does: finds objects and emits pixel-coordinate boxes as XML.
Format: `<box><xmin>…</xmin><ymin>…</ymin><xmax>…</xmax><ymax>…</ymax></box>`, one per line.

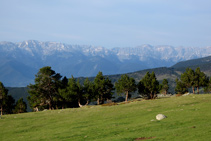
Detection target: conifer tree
<box><xmin>59</xmin><ymin>76</ymin><xmax>95</xmax><ymax>107</ymax></box>
<box><xmin>181</xmin><ymin>68</ymin><xmax>196</xmax><ymax>93</ymax></box>
<box><xmin>14</xmin><ymin>98</ymin><xmax>27</xmax><ymax>114</ymax></box>
<box><xmin>160</xmin><ymin>79</ymin><xmax>169</xmax><ymax>95</ymax></box>
<box><xmin>28</xmin><ymin>66</ymin><xmax>62</xmax><ymax>111</ymax></box>
<box><xmin>115</xmin><ymin>74</ymin><xmax>136</xmax><ymax>102</ymax></box>
<box><xmin>204</xmin><ymin>77</ymin><xmax>211</xmax><ymax>93</ymax></box>
<box><xmin>58</xmin><ymin>76</ymin><xmax>78</xmax><ymax>108</ymax></box>
<box><xmin>194</xmin><ymin>67</ymin><xmax>209</xmax><ymax>94</ymax></box>
<box><xmin>83</xmin><ymin>78</ymin><xmax>95</xmax><ymax>105</ymax></box>
<box><xmin>138</xmin><ymin>72</ymin><xmax>159</xmax><ymax>99</ymax></box>
<box><xmin>94</xmin><ymin>72</ymin><xmax>114</xmax><ymax>104</ymax></box>
<box><xmin>75</xmin><ymin>79</ymin><xmax>84</xmax><ymax>107</ymax></box>
<box><xmin>175</xmin><ymin>78</ymin><xmax>188</xmax><ymax>94</ymax></box>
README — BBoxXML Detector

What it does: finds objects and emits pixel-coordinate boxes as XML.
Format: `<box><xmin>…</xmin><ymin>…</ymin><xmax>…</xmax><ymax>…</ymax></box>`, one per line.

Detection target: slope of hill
<box><xmin>171</xmin><ymin>55</ymin><xmax>211</xmax><ymax>76</ymax></box>
<box><xmin>1</xmin><ymin>94</ymin><xmax>211</xmax><ymax>140</ymax></box>
<box><xmin>0</xmin><ymin>40</ymin><xmax>211</xmax><ymax>87</ymax></box>
<box><xmin>172</xmin><ymin>55</ymin><xmax>211</xmax><ymax>68</ymax></box>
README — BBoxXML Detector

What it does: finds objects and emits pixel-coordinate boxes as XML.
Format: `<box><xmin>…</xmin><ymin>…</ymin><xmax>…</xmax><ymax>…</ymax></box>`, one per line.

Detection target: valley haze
<box><xmin>0</xmin><ymin>40</ymin><xmax>211</xmax><ymax>87</ymax></box>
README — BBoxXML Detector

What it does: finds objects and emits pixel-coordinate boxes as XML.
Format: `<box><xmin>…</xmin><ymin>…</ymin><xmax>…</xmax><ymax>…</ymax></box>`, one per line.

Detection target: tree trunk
<box><xmin>197</xmin><ymin>87</ymin><xmax>199</xmax><ymax>94</ymax></box>
<box><xmin>78</xmin><ymin>99</ymin><xmax>89</xmax><ymax>107</ymax></box>
<box><xmin>100</xmin><ymin>95</ymin><xmax>104</xmax><ymax>104</ymax></box>
<box><xmin>150</xmin><ymin>93</ymin><xmax>153</xmax><ymax>99</ymax></box>
<box><xmin>34</xmin><ymin>107</ymin><xmax>39</xmax><ymax>112</ymax></box>
<box><xmin>78</xmin><ymin>99</ymin><xmax>83</xmax><ymax>107</ymax></box>
<box><xmin>153</xmin><ymin>94</ymin><xmax>157</xmax><ymax>99</ymax></box>
<box><xmin>125</xmin><ymin>91</ymin><xmax>128</xmax><ymax>102</ymax></box>
<box><xmin>78</xmin><ymin>103</ymin><xmax>83</xmax><ymax>107</ymax></box>
<box><xmin>165</xmin><ymin>90</ymin><xmax>167</xmax><ymax>96</ymax></box>
<box><xmin>1</xmin><ymin>105</ymin><xmax>2</xmax><ymax>116</ymax></box>
<box><xmin>192</xmin><ymin>86</ymin><xmax>195</xmax><ymax>94</ymax></box>
<box><xmin>97</xmin><ymin>97</ymin><xmax>100</xmax><ymax>105</ymax></box>
<box><xmin>85</xmin><ymin>100</ymin><xmax>89</xmax><ymax>106</ymax></box>
<box><xmin>49</xmin><ymin>101</ymin><xmax>52</xmax><ymax>110</ymax></box>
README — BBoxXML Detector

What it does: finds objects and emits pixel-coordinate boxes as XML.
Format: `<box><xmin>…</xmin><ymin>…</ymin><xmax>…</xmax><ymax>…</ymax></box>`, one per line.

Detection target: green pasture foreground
<box><xmin>1</xmin><ymin>94</ymin><xmax>211</xmax><ymax>141</ymax></box>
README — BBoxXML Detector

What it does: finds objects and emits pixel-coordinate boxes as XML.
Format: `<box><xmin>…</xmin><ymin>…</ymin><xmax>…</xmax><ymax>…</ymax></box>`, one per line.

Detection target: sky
<box><xmin>0</xmin><ymin>0</ymin><xmax>211</xmax><ymax>48</ymax></box>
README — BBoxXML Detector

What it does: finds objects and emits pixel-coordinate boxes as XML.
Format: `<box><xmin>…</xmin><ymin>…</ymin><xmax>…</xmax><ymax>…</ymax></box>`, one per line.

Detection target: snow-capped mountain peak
<box><xmin>0</xmin><ymin>40</ymin><xmax>211</xmax><ymax>86</ymax></box>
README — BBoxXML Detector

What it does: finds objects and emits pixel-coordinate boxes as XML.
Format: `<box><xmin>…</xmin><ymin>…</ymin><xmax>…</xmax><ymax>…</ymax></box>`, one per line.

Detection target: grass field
<box><xmin>1</xmin><ymin>94</ymin><xmax>211</xmax><ymax>140</ymax></box>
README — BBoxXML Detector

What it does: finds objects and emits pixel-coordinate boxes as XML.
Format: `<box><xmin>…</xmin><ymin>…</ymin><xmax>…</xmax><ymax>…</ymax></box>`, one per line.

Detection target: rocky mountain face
<box><xmin>0</xmin><ymin>40</ymin><xmax>211</xmax><ymax>86</ymax></box>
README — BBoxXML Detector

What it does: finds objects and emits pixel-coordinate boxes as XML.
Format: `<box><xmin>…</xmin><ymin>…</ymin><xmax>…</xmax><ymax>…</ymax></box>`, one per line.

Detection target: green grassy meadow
<box><xmin>1</xmin><ymin>94</ymin><xmax>211</xmax><ymax>140</ymax></box>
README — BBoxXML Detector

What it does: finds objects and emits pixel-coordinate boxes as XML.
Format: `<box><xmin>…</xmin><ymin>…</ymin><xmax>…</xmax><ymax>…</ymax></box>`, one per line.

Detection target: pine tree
<box><xmin>59</xmin><ymin>76</ymin><xmax>93</xmax><ymax>108</ymax></box>
<box><xmin>175</xmin><ymin>78</ymin><xmax>188</xmax><ymax>94</ymax></box>
<box><xmin>83</xmin><ymin>78</ymin><xmax>95</xmax><ymax>105</ymax></box>
<box><xmin>94</xmin><ymin>72</ymin><xmax>114</xmax><ymax>104</ymax></box>
<box><xmin>59</xmin><ymin>76</ymin><xmax>78</xmax><ymax>108</ymax></box>
<box><xmin>181</xmin><ymin>68</ymin><xmax>196</xmax><ymax>93</ymax></box>
<box><xmin>76</xmin><ymin>79</ymin><xmax>84</xmax><ymax>107</ymax></box>
<box><xmin>161</xmin><ymin>79</ymin><xmax>169</xmax><ymax>95</ymax></box>
<box><xmin>28</xmin><ymin>66</ymin><xmax>62</xmax><ymax>111</ymax></box>
<box><xmin>14</xmin><ymin>98</ymin><xmax>27</xmax><ymax>114</ymax></box>
<box><xmin>57</xmin><ymin>76</ymin><xmax>69</xmax><ymax>109</ymax></box>
<box><xmin>204</xmin><ymin>77</ymin><xmax>211</xmax><ymax>93</ymax></box>
<box><xmin>115</xmin><ymin>74</ymin><xmax>136</xmax><ymax>102</ymax></box>
<box><xmin>94</xmin><ymin>72</ymin><xmax>105</xmax><ymax>105</ymax></box>
<box><xmin>103</xmin><ymin>77</ymin><xmax>114</xmax><ymax>102</ymax></box>
<box><xmin>138</xmin><ymin>72</ymin><xmax>160</xmax><ymax>99</ymax></box>
<box><xmin>194</xmin><ymin>67</ymin><xmax>209</xmax><ymax>94</ymax></box>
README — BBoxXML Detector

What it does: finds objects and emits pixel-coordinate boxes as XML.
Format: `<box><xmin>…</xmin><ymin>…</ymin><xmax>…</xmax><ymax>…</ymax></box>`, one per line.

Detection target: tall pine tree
<box><xmin>115</xmin><ymin>74</ymin><xmax>136</xmax><ymax>102</ymax></box>
<box><xmin>160</xmin><ymin>79</ymin><xmax>169</xmax><ymax>95</ymax></box>
<box><xmin>14</xmin><ymin>98</ymin><xmax>27</xmax><ymax>114</ymax></box>
<box><xmin>175</xmin><ymin>78</ymin><xmax>188</xmax><ymax>94</ymax></box>
<box><xmin>83</xmin><ymin>78</ymin><xmax>95</xmax><ymax>106</ymax></box>
<box><xmin>194</xmin><ymin>67</ymin><xmax>209</xmax><ymax>94</ymax></box>
<box><xmin>181</xmin><ymin>68</ymin><xmax>196</xmax><ymax>93</ymax></box>
<box><xmin>204</xmin><ymin>77</ymin><xmax>211</xmax><ymax>93</ymax></box>
<box><xmin>94</xmin><ymin>72</ymin><xmax>114</xmax><ymax>104</ymax></box>
<box><xmin>138</xmin><ymin>72</ymin><xmax>160</xmax><ymax>99</ymax></box>
<box><xmin>28</xmin><ymin>66</ymin><xmax>62</xmax><ymax>111</ymax></box>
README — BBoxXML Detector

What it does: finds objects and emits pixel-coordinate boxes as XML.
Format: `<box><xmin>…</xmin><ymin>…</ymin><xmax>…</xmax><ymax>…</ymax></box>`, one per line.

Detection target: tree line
<box><xmin>1</xmin><ymin>66</ymin><xmax>211</xmax><ymax>114</ymax></box>
<box><xmin>26</xmin><ymin>66</ymin><xmax>170</xmax><ymax>111</ymax></box>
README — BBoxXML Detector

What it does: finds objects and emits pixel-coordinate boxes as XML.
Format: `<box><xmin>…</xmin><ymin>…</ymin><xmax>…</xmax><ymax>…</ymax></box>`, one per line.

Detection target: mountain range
<box><xmin>0</xmin><ymin>40</ymin><xmax>211</xmax><ymax>87</ymax></box>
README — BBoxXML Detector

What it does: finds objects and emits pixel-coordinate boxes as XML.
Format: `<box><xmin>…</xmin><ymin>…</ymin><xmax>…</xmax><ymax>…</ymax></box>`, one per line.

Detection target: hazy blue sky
<box><xmin>0</xmin><ymin>0</ymin><xmax>211</xmax><ymax>48</ymax></box>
